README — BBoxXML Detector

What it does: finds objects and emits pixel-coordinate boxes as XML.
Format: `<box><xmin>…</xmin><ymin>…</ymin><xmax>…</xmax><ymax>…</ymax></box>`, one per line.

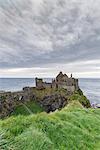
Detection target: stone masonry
<box><xmin>35</xmin><ymin>72</ymin><xmax>79</xmax><ymax>92</ymax></box>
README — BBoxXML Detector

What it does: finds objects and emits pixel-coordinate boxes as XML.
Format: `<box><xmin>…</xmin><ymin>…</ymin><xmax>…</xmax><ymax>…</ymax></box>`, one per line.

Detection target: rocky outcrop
<box><xmin>0</xmin><ymin>86</ymin><xmax>91</xmax><ymax>118</ymax></box>
<box><xmin>39</xmin><ymin>94</ymin><xmax>68</xmax><ymax>113</ymax></box>
<box><xmin>0</xmin><ymin>93</ymin><xmax>17</xmax><ymax>118</ymax></box>
<box><xmin>0</xmin><ymin>87</ymin><xmax>69</xmax><ymax>117</ymax></box>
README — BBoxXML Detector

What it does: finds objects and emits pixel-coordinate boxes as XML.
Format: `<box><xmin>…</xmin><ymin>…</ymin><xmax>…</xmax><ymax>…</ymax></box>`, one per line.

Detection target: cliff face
<box><xmin>0</xmin><ymin>88</ymin><xmax>34</xmax><ymax>118</ymax></box>
<box><xmin>0</xmin><ymin>87</ymin><xmax>91</xmax><ymax>118</ymax></box>
<box><xmin>0</xmin><ymin>93</ymin><xmax>17</xmax><ymax>118</ymax></box>
<box><xmin>39</xmin><ymin>94</ymin><xmax>68</xmax><ymax>113</ymax></box>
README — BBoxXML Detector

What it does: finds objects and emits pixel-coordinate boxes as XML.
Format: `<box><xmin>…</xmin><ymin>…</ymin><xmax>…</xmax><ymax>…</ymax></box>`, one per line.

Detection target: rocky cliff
<box><xmin>0</xmin><ymin>87</ymin><xmax>91</xmax><ymax>118</ymax></box>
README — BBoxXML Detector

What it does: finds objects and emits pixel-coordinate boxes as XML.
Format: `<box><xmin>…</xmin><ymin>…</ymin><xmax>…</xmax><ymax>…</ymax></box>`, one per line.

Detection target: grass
<box><xmin>11</xmin><ymin>101</ymin><xmax>44</xmax><ymax>116</ymax></box>
<box><xmin>69</xmin><ymin>92</ymin><xmax>91</xmax><ymax>108</ymax></box>
<box><xmin>0</xmin><ymin>101</ymin><xmax>100</xmax><ymax>150</ymax></box>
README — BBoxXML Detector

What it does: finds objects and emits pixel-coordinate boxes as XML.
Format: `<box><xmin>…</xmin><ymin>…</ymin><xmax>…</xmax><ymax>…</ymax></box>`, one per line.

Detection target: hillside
<box><xmin>0</xmin><ymin>101</ymin><xmax>100</xmax><ymax>150</ymax></box>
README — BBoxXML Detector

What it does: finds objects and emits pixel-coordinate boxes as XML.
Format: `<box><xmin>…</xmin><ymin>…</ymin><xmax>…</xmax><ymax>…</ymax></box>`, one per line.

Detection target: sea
<box><xmin>0</xmin><ymin>78</ymin><xmax>100</xmax><ymax>105</ymax></box>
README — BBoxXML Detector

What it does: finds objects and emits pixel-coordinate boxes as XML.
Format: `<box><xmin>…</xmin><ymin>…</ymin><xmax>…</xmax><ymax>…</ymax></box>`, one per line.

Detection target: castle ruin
<box><xmin>35</xmin><ymin>72</ymin><xmax>79</xmax><ymax>92</ymax></box>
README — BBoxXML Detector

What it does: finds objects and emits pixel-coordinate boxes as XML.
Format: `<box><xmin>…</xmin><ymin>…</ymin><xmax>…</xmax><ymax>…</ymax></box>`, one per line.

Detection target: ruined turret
<box><xmin>35</xmin><ymin>78</ymin><xmax>44</xmax><ymax>89</ymax></box>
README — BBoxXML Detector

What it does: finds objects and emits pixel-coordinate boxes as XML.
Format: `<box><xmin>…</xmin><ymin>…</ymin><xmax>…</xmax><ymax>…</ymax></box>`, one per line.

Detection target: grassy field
<box><xmin>0</xmin><ymin>101</ymin><xmax>100</xmax><ymax>150</ymax></box>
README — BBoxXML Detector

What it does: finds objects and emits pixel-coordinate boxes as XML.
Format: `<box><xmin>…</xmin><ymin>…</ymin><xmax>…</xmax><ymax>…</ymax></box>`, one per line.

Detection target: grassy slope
<box><xmin>69</xmin><ymin>92</ymin><xmax>91</xmax><ymax>108</ymax></box>
<box><xmin>0</xmin><ymin>101</ymin><xmax>100</xmax><ymax>150</ymax></box>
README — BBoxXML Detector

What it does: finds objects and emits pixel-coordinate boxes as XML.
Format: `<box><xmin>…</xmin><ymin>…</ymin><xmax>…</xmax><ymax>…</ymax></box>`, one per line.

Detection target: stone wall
<box><xmin>35</xmin><ymin>72</ymin><xmax>79</xmax><ymax>92</ymax></box>
<box><xmin>57</xmin><ymin>85</ymin><xmax>75</xmax><ymax>92</ymax></box>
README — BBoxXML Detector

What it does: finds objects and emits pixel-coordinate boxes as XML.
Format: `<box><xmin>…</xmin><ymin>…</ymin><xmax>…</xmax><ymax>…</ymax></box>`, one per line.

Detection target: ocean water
<box><xmin>0</xmin><ymin>78</ymin><xmax>100</xmax><ymax>104</ymax></box>
<box><xmin>79</xmin><ymin>78</ymin><xmax>100</xmax><ymax>105</ymax></box>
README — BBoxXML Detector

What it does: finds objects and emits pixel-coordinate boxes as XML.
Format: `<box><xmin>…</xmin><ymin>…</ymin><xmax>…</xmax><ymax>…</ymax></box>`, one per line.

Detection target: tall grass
<box><xmin>0</xmin><ymin>102</ymin><xmax>100</xmax><ymax>150</ymax></box>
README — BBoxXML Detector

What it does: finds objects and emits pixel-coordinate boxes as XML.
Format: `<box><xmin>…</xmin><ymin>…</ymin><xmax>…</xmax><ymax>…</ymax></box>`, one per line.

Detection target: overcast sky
<box><xmin>0</xmin><ymin>0</ymin><xmax>100</xmax><ymax>78</ymax></box>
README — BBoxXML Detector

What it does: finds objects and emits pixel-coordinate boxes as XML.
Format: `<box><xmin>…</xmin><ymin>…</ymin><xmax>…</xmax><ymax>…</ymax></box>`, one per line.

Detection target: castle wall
<box><xmin>35</xmin><ymin>78</ymin><xmax>45</xmax><ymax>89</ymax></box>
<box><xmin>75</xmin><ymin>79</ymin><xmax>79</xmax><ymax>90</ymax></box>
<box><xmin>43</xmin><ymin>83</ymin><xmax>52</xmax><ymax>88</ymax></box>
<box><xmin>66</xmin><ymin>86</ymin><xmax>75</xmax><ymax>92</ymax></box>
<box><xmin>57</xmin><ymin>84</ymin><xmax>75</xmax><ymax>92</ymax></box>
<box><xmin>35</xmin><ymin>72</ymin><xmax>79</xmax><ymax>92</ymax></box>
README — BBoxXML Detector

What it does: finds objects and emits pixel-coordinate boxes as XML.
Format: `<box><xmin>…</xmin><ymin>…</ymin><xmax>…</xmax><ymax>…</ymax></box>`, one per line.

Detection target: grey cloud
<box><xmin>0</xmin><ymin>0</ymin><xmax>100</xmax><ymax>70</ymax></box>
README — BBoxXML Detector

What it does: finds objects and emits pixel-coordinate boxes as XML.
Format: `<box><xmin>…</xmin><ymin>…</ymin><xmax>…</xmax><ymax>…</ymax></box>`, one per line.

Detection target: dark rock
<box><xmin>40</xmin><ymin>94</ymin><xmax>68</xmax><ymax>112</ymax></box>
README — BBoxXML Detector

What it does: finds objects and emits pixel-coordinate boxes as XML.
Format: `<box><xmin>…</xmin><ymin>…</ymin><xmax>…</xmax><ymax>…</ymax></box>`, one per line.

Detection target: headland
<box><xmin>0</xmin><ymin>72</ymin><xmax>91</xmax><ymax>118</ymax></box>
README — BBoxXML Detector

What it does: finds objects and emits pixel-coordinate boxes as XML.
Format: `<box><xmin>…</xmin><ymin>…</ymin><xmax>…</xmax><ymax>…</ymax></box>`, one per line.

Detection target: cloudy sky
<box><xmin>0</xmin><ymin>0</ymin><xmax>100</xmax><ymax>78</ymax></box>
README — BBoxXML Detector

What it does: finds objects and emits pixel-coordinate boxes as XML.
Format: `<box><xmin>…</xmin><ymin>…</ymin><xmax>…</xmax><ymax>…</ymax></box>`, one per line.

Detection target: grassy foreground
<box><xmin>0</xmin><ymin>101</ymin><xmax>100</xmax><ymax>150</ymax></box>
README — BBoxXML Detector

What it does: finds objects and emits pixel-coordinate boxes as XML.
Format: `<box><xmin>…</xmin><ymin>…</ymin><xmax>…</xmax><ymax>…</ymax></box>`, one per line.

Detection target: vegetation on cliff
<box><xmin>11</xmin><ymin>101</ymin><xmax>44</xmax><ymax>116</ymax></box>
<box><xmin>0</xmin><ymin>87</ymin><xmax>91</xmax><ymax>118</ymax></box>
<box><xmin>69</xmin><ymin>90</ymin><xmax>91</xmax><ymax>108</ymax></box>
<box><xmin>0</xmin><ymin>101</ymin><xmax>100</xmax><ymax>150</ymax></box>
<box><xmin>32</xmin><ymin>88</ymin><xmax>91</xmax><ymax>109</ymax></box>
<box><xmin>12</xmin><ymin>89</ymin><xmax>91</xmax><ymax>116</ymax></box>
